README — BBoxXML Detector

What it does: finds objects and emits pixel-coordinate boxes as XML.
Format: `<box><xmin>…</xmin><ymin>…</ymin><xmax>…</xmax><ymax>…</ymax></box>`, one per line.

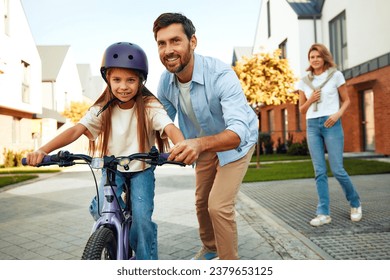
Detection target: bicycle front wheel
<box><xmin>81</xmin><ymin>227</ymin><xmax>117</xmax><ymax>260</ymax></box>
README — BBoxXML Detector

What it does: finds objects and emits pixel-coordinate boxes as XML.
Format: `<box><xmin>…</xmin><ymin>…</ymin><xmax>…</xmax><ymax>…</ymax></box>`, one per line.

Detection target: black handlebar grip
<box><xmin>160</xmin><ymin>153</ymin><xmax>170</xmax><ymax>160</ymax></box>
<box><xmin>22</xmin><ymin>155</ymin><xmax>53</xmax><ymax>166</ymax></box>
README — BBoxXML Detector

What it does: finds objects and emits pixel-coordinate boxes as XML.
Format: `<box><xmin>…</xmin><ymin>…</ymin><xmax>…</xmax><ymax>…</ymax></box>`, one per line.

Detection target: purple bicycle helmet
<box><xmin>100</xmin><ymin>42</ymin><xmax>149</xmax><ymax>83</ymax></box>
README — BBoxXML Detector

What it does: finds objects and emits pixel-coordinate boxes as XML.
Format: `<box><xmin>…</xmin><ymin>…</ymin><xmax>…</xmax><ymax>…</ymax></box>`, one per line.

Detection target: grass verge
<box><xmin>0</xmin><ymin>166</ymin><xmax>60</xmax><ymax>174</ymax></box>
<box><xmin>251</xmin><ymin>154</ymin><xmax>311</xmax><ymax>162</ymax></box>
<box><xmin>0</xmin><ymin>175</ymin><xmax>39</xmax><ymax>188</ymax></box>
<box><xmin>244</xmin><ymin>158</ymin><xmax>390</xmax><ymax>182</ymax></box>
<box><xmin>0</xmin><ymin>166</ymin><xmax>60</xmax><ymax>189</ymax></box>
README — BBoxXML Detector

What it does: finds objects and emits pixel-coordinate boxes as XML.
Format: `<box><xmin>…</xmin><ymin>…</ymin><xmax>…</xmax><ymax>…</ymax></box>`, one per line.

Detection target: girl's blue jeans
<box><xmin>89</xmin><ymin>166</ymin><xmax>158</xmax><ymax>260</ymax></box>
<box><xmin>307</xmin><ymin>116</ymin><xmax>360</xmax><ymax>215</ymax></box>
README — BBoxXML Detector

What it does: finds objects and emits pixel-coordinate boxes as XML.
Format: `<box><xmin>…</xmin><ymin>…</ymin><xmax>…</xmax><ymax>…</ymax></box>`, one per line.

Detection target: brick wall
<box><xmin>344</xmin><ymin>65</ymin><xmax>390</xmax><ymax>155</ymax></box>
<box><xmin>259</xmin><ymin>65</ymin><xmax>390</xmax><ymax>155</ymax></box>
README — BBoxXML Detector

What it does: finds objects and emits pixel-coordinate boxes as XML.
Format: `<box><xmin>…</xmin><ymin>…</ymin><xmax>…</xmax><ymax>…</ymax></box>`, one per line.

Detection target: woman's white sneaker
<box><xmin>351</xmin><ymin>206</ymin><xmax>362</xmax><ymax>222</ymax></box>
<box><xmin>310</xmin><ymin>215</ymin><xmax>332</xmax><ymax>227</ymax></box>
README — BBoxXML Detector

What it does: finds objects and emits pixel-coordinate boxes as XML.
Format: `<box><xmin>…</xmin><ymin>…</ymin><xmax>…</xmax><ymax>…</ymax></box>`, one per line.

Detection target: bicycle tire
<box><xmin>81</xmin><ymin>227</ymin><xmax>117</xmax><ymax>260</ymax></box>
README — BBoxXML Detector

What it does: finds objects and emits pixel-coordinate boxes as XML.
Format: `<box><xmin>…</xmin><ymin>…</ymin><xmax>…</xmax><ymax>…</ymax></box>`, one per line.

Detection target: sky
<box><xmin>20</xmin><ymin>0</ymin><xmax>262</xmax><ymax>92</ymax></box>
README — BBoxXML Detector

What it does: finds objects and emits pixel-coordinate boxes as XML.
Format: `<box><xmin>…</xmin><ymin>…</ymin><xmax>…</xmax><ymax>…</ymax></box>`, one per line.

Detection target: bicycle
<box><xmin>22</xmin><ymin>146</ymin><xmax>185</xmax><ymax>260</ymax></box>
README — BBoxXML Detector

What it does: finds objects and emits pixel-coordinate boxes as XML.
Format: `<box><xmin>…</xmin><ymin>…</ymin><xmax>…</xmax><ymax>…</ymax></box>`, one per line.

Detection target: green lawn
<box><xmin>244</xmin><ymin>158</ymin><xmax>390</xmax><ymax>182</ymax></box>
<box><xmin>251</xmin><ymin>154</ymin><xmax>311</xmax><ymax>162</ymax></box>
<box><xmin>0</xmin><ymin>175</ymin><xmax>39</xmax><ymax>188</ymax></box>
<box><xmin>0</xmin><ymin>166</ymin><xmax>60</xmax><ymax>174</ymax></box>
<box><xmin>1</xmin><ymin>158</ymin><xmax>389</xmax><ymax>189</ymax></box>
<box><xmin>0</xmin><ymin>166</ymin><xmax>60</xmax><ymax>189</ymax></box>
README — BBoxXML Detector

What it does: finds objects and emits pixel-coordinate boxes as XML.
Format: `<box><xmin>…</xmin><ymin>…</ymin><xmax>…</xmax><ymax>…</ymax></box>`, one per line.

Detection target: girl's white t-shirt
<box><xmin>297</xmin><ymin>69</ymin><xmax>346</xmax><ymax>119</ymax></box>
<box><xmin>79</xmin><ymin>100</ymin><xmax>173</xmax><ymax>172</ymax></box>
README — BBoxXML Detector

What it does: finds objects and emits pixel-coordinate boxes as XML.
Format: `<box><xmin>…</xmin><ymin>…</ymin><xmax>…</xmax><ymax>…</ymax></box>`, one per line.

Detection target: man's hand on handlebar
<box><xmin>168</xmin><ymin>139</ymin><xmax>201</xmax><ymax>165</ymax></box>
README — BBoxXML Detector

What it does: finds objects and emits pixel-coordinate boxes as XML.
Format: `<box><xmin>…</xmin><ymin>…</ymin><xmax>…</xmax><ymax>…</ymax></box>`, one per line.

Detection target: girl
<box><xmin>298</xmin><ymin>43</ymin><xmax>362</xmax><ymax>227</ymax></box>
<box><xmin>26</xmin><ymin>42</ymin><xmax>184</xmax><ymax>259</ymax></box>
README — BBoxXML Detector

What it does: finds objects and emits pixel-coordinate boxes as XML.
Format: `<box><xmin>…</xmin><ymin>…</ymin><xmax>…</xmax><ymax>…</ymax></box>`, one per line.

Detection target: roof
<box><xmin>33</xmin><ymin>107</ymin><xmax>67</xmax><ymax>123</ymax></box>
<box><xmin>286</xmin><ymin>0</ymin><xmax>325</xmax><ymax>19</ymax></box>
<box><xmin>37</xmin><ymin>45</ymin><xmax>70</xmax><ymax>81</ymax></box>
<box><xmin>232</xmin><ymin>46</ymin><xmax>253</xmax><ymax>66</ymax></box>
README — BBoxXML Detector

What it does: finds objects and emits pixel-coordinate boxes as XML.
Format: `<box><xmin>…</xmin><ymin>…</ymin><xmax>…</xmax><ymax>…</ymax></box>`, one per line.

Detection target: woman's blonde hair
<box><xmin>88</xmin><ymin>69</ymin><xmax>169</xmax><ymax>157</ymax></box>
<box><xmin>306</xmin><ymin>43</ymin><xmax>337</xmax><ymax>72</ymax></box>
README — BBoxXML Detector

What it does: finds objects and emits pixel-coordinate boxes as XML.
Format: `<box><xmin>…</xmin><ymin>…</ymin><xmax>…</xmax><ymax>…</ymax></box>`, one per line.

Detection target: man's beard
<box><xmin>165</xmin><ymin>45</ymin><xmax>192</xmax><ymax>74</ymax></box>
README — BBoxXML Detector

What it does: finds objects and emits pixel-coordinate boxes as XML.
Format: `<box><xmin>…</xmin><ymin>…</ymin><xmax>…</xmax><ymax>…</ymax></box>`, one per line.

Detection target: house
<box><xmin>0</xmin><ymin>0</ymin><xmax>42</xmax><ymax>161</ymax></box>
<box><xmin>232</xmin><ymin>46</ymin><xmax>253</xmax><ymax>67</ymax></box>
<box><xmin>251</xmin><ymin>0</ymin><xmax>390</xmax><ymax>155</ymax></box>
<box><xmin>0</xmin><ymin>0</ymin><xmax>96</xmax><ymax>164</ymax></box>
<box><xmin>77</xmin><ymin>64</ymin><xmax>104</xmax><ymax>103</ymax></box>
<box><xmin>35</xmin><ymin>45</ymin><xmax>88</xmax><ymax>152</ymax></box>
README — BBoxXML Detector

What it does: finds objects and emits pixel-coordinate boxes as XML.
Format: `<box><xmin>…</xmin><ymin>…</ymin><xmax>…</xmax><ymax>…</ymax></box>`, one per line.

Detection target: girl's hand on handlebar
<box><xmin>26</xmin><ymin>150</ymin><xmax>48</xmax><ymax>166</ymax></box>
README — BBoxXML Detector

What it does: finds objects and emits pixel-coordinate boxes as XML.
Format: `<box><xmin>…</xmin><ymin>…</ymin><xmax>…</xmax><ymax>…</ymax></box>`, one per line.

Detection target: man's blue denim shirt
<box><xmin>157</xmin><ymin>53</ymin><xmax>258</xmax><ymax>166</ymax></box>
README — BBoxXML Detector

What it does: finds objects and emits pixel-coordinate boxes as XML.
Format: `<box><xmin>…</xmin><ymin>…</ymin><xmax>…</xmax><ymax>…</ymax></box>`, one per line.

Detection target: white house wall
<box><xmin>254</xmin><ymin>0</ymin><xmax>299</xmax><ymax>54</ymax></box>
<box><xmin>254</xmin><ymin>0</ymin><xmax>390</xmax><ymax>77</ymax></box>
<box><xmin>41</xmin><ymin>82</ymin><xmax>55</xmax><ymax>109</ymax></box>
<box><xmin>254</xmin><ymin>0</ymin><xmax>314</xmax><ymax>79</ymax></box>
<box><xmin>297</xmin><ymin>19</ymin><xmax>322</xmax><ymax>77</ymax></box>
<box><xmin>319</xmin><ymin>0</ymin><xmax>390</xmax><ymax>68</ymax></box>
<box><xmin>0</xmin><ymin>0</ymin><xmax>42</xmax><ymax>114</ymax></box>
<box><xmin>54</xmin><ymin>47</ymin><xmax>83</xmax><ymax>112</ymax></box>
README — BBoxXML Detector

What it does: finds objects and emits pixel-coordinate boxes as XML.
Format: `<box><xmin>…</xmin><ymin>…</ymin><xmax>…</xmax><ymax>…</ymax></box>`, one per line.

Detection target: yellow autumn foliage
<box><xmin>62</xmin><ymin>101</ymin><xmax>91</xmax><ymax>123</ymax></box>
<box><xmin>233</xmin><ymin>49</ymin><xmax>298</xmax><ymax>106</ymax></box>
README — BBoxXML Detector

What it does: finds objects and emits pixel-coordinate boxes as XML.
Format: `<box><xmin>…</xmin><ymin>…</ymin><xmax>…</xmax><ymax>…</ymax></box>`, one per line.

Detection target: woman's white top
<box><xmin>298</xmin><ymin>69</ymin><xmax>346</xmax><ymax>119</ymax></box>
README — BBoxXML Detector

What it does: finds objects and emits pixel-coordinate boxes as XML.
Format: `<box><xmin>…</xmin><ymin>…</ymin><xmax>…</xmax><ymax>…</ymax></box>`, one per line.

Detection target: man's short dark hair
<box><xmin>153</xmin><ymin>13</ymin><xmax>196</xmax><ymax>40</ymax></box>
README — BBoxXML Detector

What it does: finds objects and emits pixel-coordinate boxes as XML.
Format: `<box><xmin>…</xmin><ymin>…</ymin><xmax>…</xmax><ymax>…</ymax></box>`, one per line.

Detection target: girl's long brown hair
<box><xmin>88</xmin><ymin>70</ymin><xmax>169</xmax><ymax>157</ymax></box>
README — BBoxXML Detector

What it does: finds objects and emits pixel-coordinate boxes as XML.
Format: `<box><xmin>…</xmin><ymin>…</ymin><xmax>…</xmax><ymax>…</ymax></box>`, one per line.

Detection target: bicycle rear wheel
<box><xmin>81</xmin><ymin>227</ymin><xmax>117</xmax><ymax>260</ymax></box>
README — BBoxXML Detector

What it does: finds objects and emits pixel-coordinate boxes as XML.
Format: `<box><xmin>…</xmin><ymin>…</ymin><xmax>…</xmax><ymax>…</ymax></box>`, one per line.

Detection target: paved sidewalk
<box><xmin>0</xmin><ymin>161</ymin><xmax>389</xmax><ymax>260</ymax></box>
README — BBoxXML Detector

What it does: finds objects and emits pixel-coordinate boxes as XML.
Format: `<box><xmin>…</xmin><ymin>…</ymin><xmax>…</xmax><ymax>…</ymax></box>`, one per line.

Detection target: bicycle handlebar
<box><xmin>21</xmin><ymin>146</ymin><xmax>185</xmax><ymax>168</ymax></box>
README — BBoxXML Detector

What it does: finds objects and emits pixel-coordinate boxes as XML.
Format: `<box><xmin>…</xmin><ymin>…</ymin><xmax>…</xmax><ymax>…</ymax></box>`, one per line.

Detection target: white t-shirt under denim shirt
<box><xmin>297</xmin><ymin>69</ymin><xmax>346</xmax><ymax>119</ymax></box>
<box><xmin>177</xmin><ymin>79</ymin><xmax>205</xmax><ymax>137</ymax></box>
<box><xmin>78</xmin><ymin>101</ymin><xmax>173</xmax><ymax>172</ymax></box>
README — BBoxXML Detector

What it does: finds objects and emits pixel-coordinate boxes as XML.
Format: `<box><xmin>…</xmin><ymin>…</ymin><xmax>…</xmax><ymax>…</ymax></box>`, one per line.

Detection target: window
<box><xmin>281</xmin><ymin>108</ymin><xmax>288</xmax><ymax>142</ymax></box>
<box><xmin>279</xmin><ymin>39</ymin><xmax>287</xmax><ymax>59</ymax></box>
<box><xmin>12</xmin><ymin>117</ymin><xmax>21</xmax><ymax>144</ymax></box>
<box><xmin>268</xmin><ymin>109</ymin><xmax>274</xmax><ymax>133</ymax></box>
<box><xmin>21</xmin><ymin>60</ymin><xmax>31</xmax><ymax>104</ymax></box>
<box><xmin>329</xmin><ymin>11</ymin><xmax>348</xmax><ymax>70</ymax></box>
<box><xmin>295</xmin><ymin>104</ymin><xmax>301</xmax><ymax>131</ymax></box>
<box><xmin>3</xmin><ymin>0</ymin><xmax>10</xmax><ymax>35</ymax></box>
<box><xmin>267</xmin><ymin>1</ymin><xmax>271</xmax><ymax>38</ymax></box>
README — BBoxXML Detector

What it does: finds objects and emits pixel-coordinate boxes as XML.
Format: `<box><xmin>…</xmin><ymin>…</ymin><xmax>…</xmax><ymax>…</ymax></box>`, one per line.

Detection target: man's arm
<box><xmin>168</xmin><ymin>130</ymin><xmax>240</xmax><ymax>165</ymax></box>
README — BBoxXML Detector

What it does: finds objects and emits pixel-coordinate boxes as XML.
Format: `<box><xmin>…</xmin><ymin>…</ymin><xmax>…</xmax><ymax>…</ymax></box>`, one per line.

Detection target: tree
<box><xmin>62</xmin><ymin>101</ymin><xmax>91</xmax><ymax>123</ymax></box>
<box><xmin>233</xmin><ymin>49</ymin><xmax>298</xmax><ymax>168</ymax></box>
<box><xmin>233</xmin><ymin>49</ymin><xmax>298</xmax><ymax>106</ymax></box>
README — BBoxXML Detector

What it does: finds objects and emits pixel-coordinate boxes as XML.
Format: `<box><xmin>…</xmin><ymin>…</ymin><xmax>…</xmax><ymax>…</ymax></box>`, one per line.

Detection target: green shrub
<box><xmin>287</xmin><ymin>137</ymin><xmax>309</xmax><ymax>155</ymax></box>
<box><xmin>259</xmin><ymin>133</ymin><xmax>274</xmax><ymax>154</ymax></box>
<box><xmin>276</xmin><ymin>137</ymin><xmax>287</xmax><ymax>154</ymax></box>
<box><xmin>3</xmin><ymin>148</ymin><xmax>14</xmax><ymax>168</ymax></box>
<box><xmin>2</xmin><ymin>148</ymin><xmax>31</xmax><ymax>168</ymax></box>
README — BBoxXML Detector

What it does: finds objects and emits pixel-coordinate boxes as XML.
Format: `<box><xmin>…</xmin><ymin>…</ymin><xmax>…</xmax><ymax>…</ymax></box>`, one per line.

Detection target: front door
<box><xmin>361</xmin><ymin>89</ymin><xmax>375</xmax><ymax>151</ymax></box>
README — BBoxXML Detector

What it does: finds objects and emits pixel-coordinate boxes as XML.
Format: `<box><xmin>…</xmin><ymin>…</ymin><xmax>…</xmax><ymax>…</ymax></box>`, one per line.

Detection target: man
<box><xmin>153</xmin><ymin>13</ymin><xmax>258</xmax><ymax>260</ymax></box>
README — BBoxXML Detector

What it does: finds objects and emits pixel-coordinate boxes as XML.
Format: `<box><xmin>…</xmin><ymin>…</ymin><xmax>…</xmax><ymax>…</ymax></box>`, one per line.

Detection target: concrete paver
<box><xmin>0</xmin><ymin>158</ymin><xmax>389</xmax><ymax>260</ymax></box>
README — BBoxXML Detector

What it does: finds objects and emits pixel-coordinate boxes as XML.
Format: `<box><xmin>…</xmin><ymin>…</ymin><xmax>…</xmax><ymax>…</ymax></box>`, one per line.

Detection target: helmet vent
<box><xmin>128</xmin><ymin>55</ymin><xmax>134</xmax><ymax>60</ymax></box>
<box><xmin>113</xmin><ymin>54</ymin><xmax>118</xmax><ymax>59</ymax></box>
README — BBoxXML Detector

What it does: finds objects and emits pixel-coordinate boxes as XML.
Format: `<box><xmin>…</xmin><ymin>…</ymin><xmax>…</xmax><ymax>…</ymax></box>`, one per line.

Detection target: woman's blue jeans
<box><xmin>307</xmin><ymin>116</ymin><xmax>360</xmax><ymax>215</ymax></box>
<box><xmin>89</xmin><ymin>166</ymin><xmax>158</xmax><ymax>260</ymax></box>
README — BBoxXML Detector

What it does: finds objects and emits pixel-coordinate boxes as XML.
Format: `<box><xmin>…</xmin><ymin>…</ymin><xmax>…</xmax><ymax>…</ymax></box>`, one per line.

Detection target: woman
<box><xmin>298</xmin><ymin>43</ymin><xmax>362</xmax><ymax>227</ymax></box>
